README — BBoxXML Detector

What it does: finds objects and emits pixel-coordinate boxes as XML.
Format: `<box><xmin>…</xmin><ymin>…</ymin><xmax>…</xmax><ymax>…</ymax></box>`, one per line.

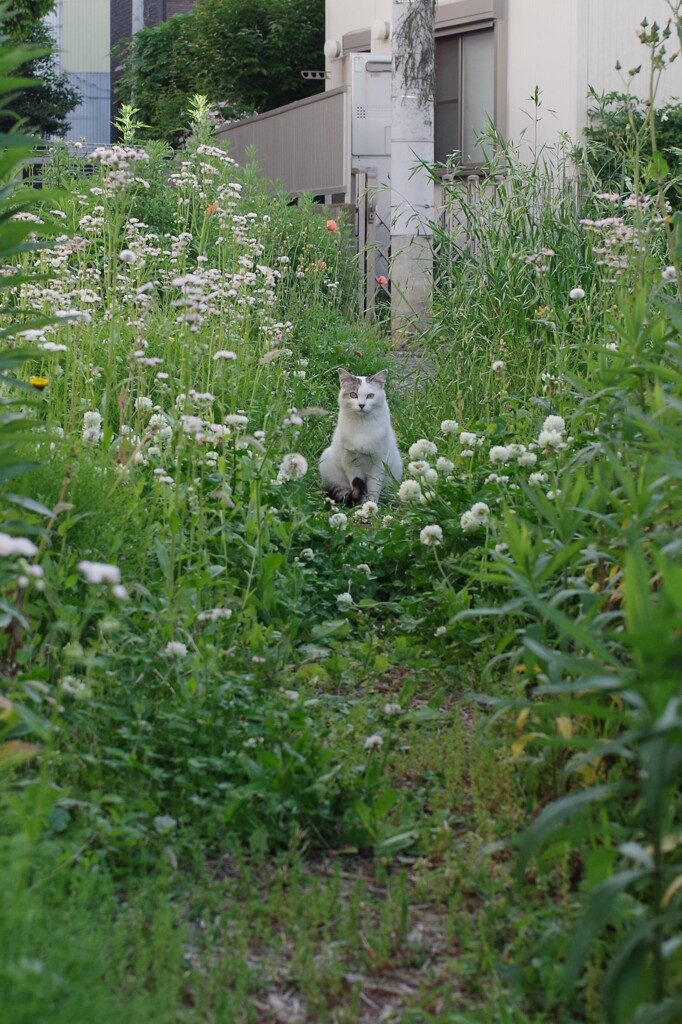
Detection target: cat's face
<box><xmin>338</xmin><ymin>368</ymin><xmax>388</xmax><ymax>415</ymax></box>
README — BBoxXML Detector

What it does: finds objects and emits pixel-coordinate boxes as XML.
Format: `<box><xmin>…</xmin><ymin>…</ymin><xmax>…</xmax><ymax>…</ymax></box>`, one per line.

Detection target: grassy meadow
<box><xmin>2</xmin><ymin>26</ymin><xmax>682</xmax><ymax>1024</ymax></box>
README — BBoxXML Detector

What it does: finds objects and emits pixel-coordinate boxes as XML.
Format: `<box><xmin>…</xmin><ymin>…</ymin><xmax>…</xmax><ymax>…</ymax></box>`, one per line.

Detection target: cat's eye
<box><xmin>349</xmin><ymin>391</ymin><xmax>358</xmax><ymax>398</ymax></box>
<box><xmin>366</xmin><ymin>393</ymin><xmax>374</xmax><ymax>399</ymax></box>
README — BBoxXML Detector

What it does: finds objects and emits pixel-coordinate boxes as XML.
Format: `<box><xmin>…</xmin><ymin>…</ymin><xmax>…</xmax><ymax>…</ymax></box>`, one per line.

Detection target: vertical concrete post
<box><xmin>390</xmin><ymin>0</ymin><xmax>435</xmax><ymax>339</ymax></box>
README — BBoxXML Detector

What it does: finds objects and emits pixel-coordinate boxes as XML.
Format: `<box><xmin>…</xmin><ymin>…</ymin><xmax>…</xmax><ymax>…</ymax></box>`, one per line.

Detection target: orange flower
<box><xmin>317</xmin><ymin>260</ymin><xmax>327</xmax><ymax>270</ymax></box>
<box><xmin>326</xmin><ymin>219</ymin><xmax>338</xmax><ymax>232</ymax></box>
<box><xmin>205</xmin><ymin>202</ymin><xmax>220</xmax><ymax>216</ymax></box>
<box><xmin>376</xmin><ymin>275</ymin><xmax>388</xmax><ymax>287</ymax></box>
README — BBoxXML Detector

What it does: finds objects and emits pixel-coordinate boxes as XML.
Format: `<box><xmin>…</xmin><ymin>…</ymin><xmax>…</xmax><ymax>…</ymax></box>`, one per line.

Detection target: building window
<box><xmin>435</xmin><ymin>27</ymin><xmax>495</xmax><ymax>166</ymax></box>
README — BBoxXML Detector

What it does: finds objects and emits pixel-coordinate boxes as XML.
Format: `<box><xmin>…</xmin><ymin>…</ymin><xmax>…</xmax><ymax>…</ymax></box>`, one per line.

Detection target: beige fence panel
<box><xmin>216</xmin><ymin>88</ymin><xmax>350</xmax><ymax>197</ymax></box>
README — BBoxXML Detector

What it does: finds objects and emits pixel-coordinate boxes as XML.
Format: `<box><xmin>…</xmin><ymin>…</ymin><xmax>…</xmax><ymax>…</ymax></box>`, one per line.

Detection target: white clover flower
<box><xmin>507</xmin><ymin>444</ymin><xmax>527</xmax><ymax>458</ymax></box>
<box><xmin>489</xmin><ymin>445</ymin><xmax>511</xmax><ymax>465</ymax></box>
<box><xmin>434</xmin><ymin>625</ymin><xmax>447</xmax><ymax>637</ymax></box>
<box><xmin>329</xmin><ymin>512</ymin><xmax>348</xmax><ymax>530</ymax></box>
<box><xmin>440</xmin><ymin>419</ymin><xmax>459</xmax><ymax>434</ymax></box>
<box><xmin>420</xmin><ymin>524</ymin><xmax>443</xmax><ymax>546</ymax></box>
<box><xmin>164</xmin><ymin>640</ymin><xmax>188</xmax><ymax>657</ymax></box>
<box><xmin>336</xmin><ymin>591</ymin><xmax>354</xmax><ymax>610</ymax></box>
<box><xmin>494</xmin><ymin>542</ymin><xmax>509</xmax><ymax>554</ymax></box>
<box><xmin>299</xmin><ymin>548</ymin><xmax>315</xmax><ymax>562</ymax></box>
<box><xmin>460</xmin><ymin>449</ymin><xmax>474</xmax><ymax>458</ymax></box>
<box><xmin>82</xmin><ymin>410</ymin><xmax>103</xmax><ymax>444</ymax></box>
<box><xmin>384</xmin><ymin>703</ymin><xmax>402</xmax><ymax>715</ymax></box>
<box><xmin>662</xmin><ymin>265</ymin><xmax>677</xmax><ymax>282</ymax></box>
<box><xmin>518</xmin><ymin>451</ymin><xmax>538</xmax><ymax>467</ymax></box>
<box><xmin>213</xmin><ymin>350</ymin><xmax>237</xmax><ymax>361</ymax></box>
<box><xmin>529</xmin><ymin>471</ymin><xmax>549</xmax><ymax>485</ymax></box>
<box><xmin>112</xmin><ymin>584</ymin><xmax>128</xmax><ymax>600</ymax></box>
<box><xmin>353</xmin><ymin>500</ymin><xmax>378</xmax><ymax>522</ymax></box>
<box><xmin>398</xmin><ymin>479</ymin><xmax>422</xmax><ymax>502</ymax></box>
<box><xmin>363</xmin><ymin>734</ymin><xmax>384</xmax><ymax>751</ymax></box>
<box><xmin>381</xmin><ymin>514</ymin><xmax>394</xmax><ymax>527</ymax></box>
<box><xmin>542</xmin><ymin>415</ymin><xmax>565</xmax><ymax>435</ymax></box>
<box><xmin>547</xmin><ymin>489</ymin><xmax>562</xmax><ymax>500</ymax></box>
<box><xmin>538</xmin><ymin>428</ymin><xmax>564</xmax><ymax>449</ymax></box>
<box><xmin>153</xmin><ymin>815</ymin><xmax>177</xmax><ymax>834</ymax></box>
<box><xmin>459</xmin><ymin>431</ymin><xmax>478</xmax><ymax>446</ymax></box>
<box><xmin>408</xmin><ymin>438</ymin><xmax>438</xmax><ymax>460</ymax></box>
<box><xmin>436</xmin><ymin>457</ymin><xmax>454</xmax><ymax>474</ymax></box>
<box><xmin>0</xmin><ymin>533</ymin><xmax>39</xmax><ymax>557</ymax></box>
<box><xmin>77</xmin><ymin>560</ymin><xmax>121</xmax><ymax>585</ymax></box>
<box><xmin>134</xmin><ymin>396</ymin><xmax>153</xmax><ymax>412</ymax></box>
<box><xmin>181</xmin><ymin>414</ymin><xmax>204</xmax><ymax>436</ymax></box>
<box><xmin>119</xmin><ymin>249</ymin><xmax>138</xmax><ymax>264</ymax></box>
<box><xmin>356</xmin><ymin>563</ymin><xmax>372</xmax><ymax>575</ymax></box>
<box><xmin>569</xmin><ymin>287</ymin><xmax>585</xmax><ymax>300</ymax></box>
<box><xmin>408</xmin><ymin>460</ymin><xmax>430</xmax><ymax>478</ymax></box>
<box><xmin>491</xmin><ymin>360</ymin><xmax>505</xmax><ymax>372</ymax></box>
<box><xmin>460</xmin><ymin>511</ymin><xmax>479</xmax><ymax>532</ymax></box>
<box><xmin>224</xmin><ymin>414</ymin><xmax>248</xmax><ymax>428</ymax></box>
<box><xmin>460</xmin><ymin>501</ymin><xmax>490</xmax><ymax>532</ymax></box>
<box><xmin>197</xmin><ymin>607</ymin><xmax>233</xmax><ymax>622</ymax></box>
<box><xmin>423</xmin><ymin>467</ymin><xmax>438</xmax><ymax>486</ymax></box>
<box><xmin>276</xmin><ymin>453</ymin><xmax>308</xmax><ymax>483</ymax></box>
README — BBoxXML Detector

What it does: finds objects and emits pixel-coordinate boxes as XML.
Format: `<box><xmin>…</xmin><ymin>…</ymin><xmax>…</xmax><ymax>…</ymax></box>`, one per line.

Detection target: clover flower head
<box><xmin>329</xmin><ymin>512</ymin><xmax>348</xmax><ymax>530</ymax></box>
<box><xmin>436</xmin><ymin>457</ymin><xmax>454</xmax><ymax>474</ymax></box>
<box><xmin>0</xmin><ymin>533</ymin><xmax>38</xmax><ymax>558</ymax></box>
<box><xmin>276</xmin><ymin>453</ymin><xmax>308</xmax><ymax>483</ymax></box>
<box><xmin>77</xmin><ymin>560</ymin><xmax>121</xmax><ymax>585</ymax></box>
<box><xmin>408</xmin><ymin>438</ymin><xmax>437</xmax><ymax>460</ymax></box>
<box><xmin>489</xmin><ymin>445</ymin><xmax>511</xmax><ymax>465</ymax></box>
<box><xmin>420</xmin><ymin>524</ymin><xmax>443</xmax><ymax>546</ymax></box>
<box><xmin>440</xmin><ymin>419</ymin><xmax>459</xmax><ymax>434</ymax></box>
<box><xmin>336</xmin><ymin>591</ymin><xmax>353</xmax><ymax>610</ymax></box>
<box><xmin>569</xmin><ymin>287</ymin><xmax>585</xmax><ymax>300</ymax></box>
<box><xmin>518</xmin><ymin>451</ymin><xmax>538</xmax><ymax>467</ymax></box>
<box><xmin>542</xmin><ymin>415</ymin><xmax>565</xmax><ymax>434</ymax></box>
<box><xmin>363</xmin><ymin>734</ymin><xmax>383</xmax><ymax>751</ymax></box>
<box><xmin>398</xmin><ymin>479</ymin><xmax>423</xmax><ymax>502</ymax></box>
<box><xmin>538</xmin><ymin>428</ymin><xmax>564</xmax><ymax>449</ymax></box>
<box><xmin>662</xmin><ymin>265</ymin><xmax>677</xmax><ymax>282</ymax></box>
<box><xmin>164</xmin><ymin>640</ymin><xmax>188</xmax><ymax>657</ymax></box>
<box><xmin>82</xmin><ymin>410</ymin><xmax>103</xmax><ymax>444</ymax></box>
<box><xmin>529</xmin><ymin>471</ymin><xmax>549</xmax><ymax>485</ymax></box>
<box><xmin>459</xmin><ymin>431</ymin><xmax>477</xmax><ymax>446</ymax></box>
<box><xmin>491</xmin><ymin>360</ymin><xmax>505</xmax><ymax>372</ymax></box>
<box><xmin>353</xmin><ymin>500</ymin><xmax>378</xmax><ymax>521</ymax></box>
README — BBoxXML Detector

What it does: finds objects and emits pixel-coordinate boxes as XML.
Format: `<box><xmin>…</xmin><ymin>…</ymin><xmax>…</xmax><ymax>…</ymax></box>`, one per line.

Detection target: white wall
<box><xmin>504</xmin><ymin>0</ymin><xmax>682</xmax><ymax>156</ymax></box>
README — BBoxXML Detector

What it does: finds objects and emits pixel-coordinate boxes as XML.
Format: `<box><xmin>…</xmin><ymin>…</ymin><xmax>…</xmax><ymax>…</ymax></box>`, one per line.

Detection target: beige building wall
<box><xmin>61</xmin><ymin>0</ymin><xmax>110</xmax><ymax>73</ymax></box>
<box><xmin>505</xmin><ymin>0</ymin><xmax>682</xmax><ymax>157</ymax></box>
<box><xmin>326</xmin><ymin>0</ymin><xmax>682</xmax><ymax>151</ymax></box>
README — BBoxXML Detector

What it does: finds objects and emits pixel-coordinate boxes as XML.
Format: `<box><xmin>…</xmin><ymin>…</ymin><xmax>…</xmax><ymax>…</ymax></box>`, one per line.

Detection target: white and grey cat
<box><xmin>319</xmin><ymin>368</ymin><xmax>402</xmax><ymax>506</ymax></box>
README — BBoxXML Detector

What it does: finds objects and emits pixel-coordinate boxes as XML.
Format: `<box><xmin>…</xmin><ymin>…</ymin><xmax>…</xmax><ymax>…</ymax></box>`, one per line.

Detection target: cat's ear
<box><xmin>369</xmin><ymin>369</ymin><xmax>388</xmax><ymax>387</ymax></box>
<box><xmin>338</xmin><ymin>367</ymin><xmax>358</xmax><ymax>386</ymax></box>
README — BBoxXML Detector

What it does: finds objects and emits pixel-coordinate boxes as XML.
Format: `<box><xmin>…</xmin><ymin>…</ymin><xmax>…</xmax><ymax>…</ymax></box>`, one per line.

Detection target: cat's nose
<box><xmin>358</xmin><ymin>403</ymin><xmax>365</xmax><ymax>409</ymax></box>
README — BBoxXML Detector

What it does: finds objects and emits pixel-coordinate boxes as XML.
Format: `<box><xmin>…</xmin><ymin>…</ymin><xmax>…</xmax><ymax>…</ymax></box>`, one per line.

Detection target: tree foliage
<box><xmin>1</xmin><ymin>1</ymin><xmax>79</xmax><ymax>138</ymax></box>
<box><xmin>0</xmin><ymin>21</ymin><xmax>80</xmax><ymax>137</ymax></box>
<box><xmin>116</xmin><ymin>0</ymin><xmax>325</xmax><ymax>146</ymax></box>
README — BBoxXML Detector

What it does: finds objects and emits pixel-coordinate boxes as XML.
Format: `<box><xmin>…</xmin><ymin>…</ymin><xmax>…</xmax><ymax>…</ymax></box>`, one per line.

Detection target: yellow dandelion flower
<box><xmin>29</xmin><ymin>376</ymin><xmax>49</xmax><ymax>390</ymax></box>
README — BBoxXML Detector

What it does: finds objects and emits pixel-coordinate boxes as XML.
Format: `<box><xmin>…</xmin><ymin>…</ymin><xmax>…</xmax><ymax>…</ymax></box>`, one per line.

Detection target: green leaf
<box><xmin>519</xmin><ymin>785</ymin><xmax>613</xmax><ymax>874</ymax></box>
<box><xmin>5</xmin><ymin>492</ymin><xmax>51</xmax><ymax>516</ymax></box>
